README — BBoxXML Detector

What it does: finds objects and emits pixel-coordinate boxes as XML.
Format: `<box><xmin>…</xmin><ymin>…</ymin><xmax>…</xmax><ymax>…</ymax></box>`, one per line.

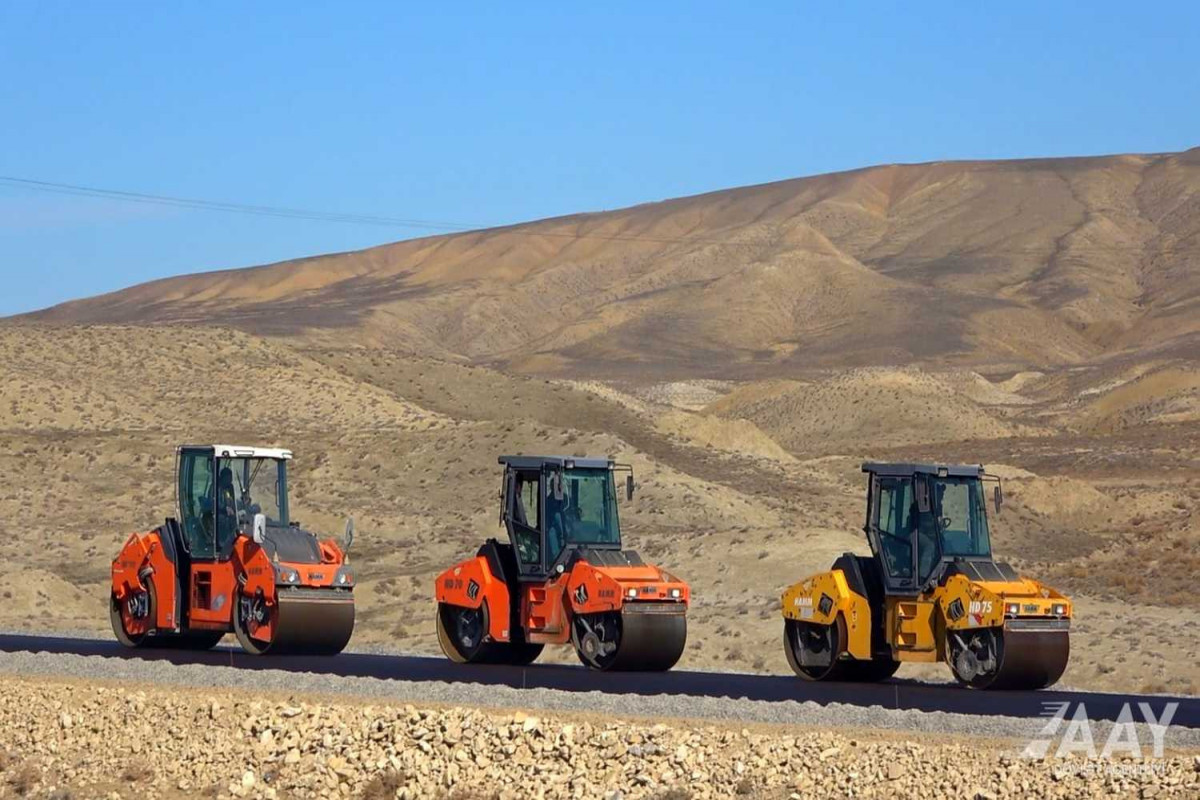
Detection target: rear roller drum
<box><xmin>572</xmin><ymin>608</ymin><xmax>687</xmax><ymax>672</ymax></box>
<box><xmin>949</xmin><ymin>626</ymin><xmax>1069</xmax><ymax>690</ymax></box>
<box><xmin>436</xmin><ymin>602</ymin><xmax>541</xmax><ymax>665</ymax></box>
<box><xmin>784</xmin><ymin>618</ymin><xmax>845</xmax><ymax>681</ymax></box>
<box><xmin>110</xmin><ymin>588</ymin><xmax>153</xmax><ymax>648</ymax></box>
<box><xmin>783</xmin><ymin>618</ymin><xmax>897</xmax><ymax>682</ymax></box>
<box><xmin>437</xmin><ymin>602</ymin><xmax>492</xmax><ymax>663</ymax></box>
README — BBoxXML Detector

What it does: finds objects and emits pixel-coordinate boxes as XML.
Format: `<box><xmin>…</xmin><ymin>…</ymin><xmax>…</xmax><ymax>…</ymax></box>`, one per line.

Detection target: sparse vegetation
<box><xmin>0</xmin><ymin>316</ymin><xmax>1196</xmax><ymax>690</ymax></box>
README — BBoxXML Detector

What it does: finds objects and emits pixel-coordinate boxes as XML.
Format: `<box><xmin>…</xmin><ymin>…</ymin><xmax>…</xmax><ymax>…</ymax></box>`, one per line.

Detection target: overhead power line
<box><xmin>1</xmin><ymin>174</ymin><xmax>1198</xmax><ymax>255</ymax></box>
<box><xmin>0</xmin><ymin>175</ymin><xmax>477</xmax><ymax>232</ymax></box>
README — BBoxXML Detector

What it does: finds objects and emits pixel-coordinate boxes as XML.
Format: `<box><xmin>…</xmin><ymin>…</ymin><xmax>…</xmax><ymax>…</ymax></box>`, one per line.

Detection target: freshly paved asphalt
<box><xmin>1</xmin><ymin>633</ymin><xmax>1195</xmax><ymax>727</ymax></box>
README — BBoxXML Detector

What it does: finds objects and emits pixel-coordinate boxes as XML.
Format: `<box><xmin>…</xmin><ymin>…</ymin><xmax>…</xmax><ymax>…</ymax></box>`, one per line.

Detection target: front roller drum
<box><xmin>235</xmin><ymin>588</ymin><xmax>355</xmax><ymax>655</ymax></box>
<box><xmin>949</xmin><ymin>623</ymin><xmax>1070</xmax><ymax>690</ymax></box>
<box><xmin>572</xmin><ymin>604</ymin><xmax>687</xmax><ymax>672</ymax></box>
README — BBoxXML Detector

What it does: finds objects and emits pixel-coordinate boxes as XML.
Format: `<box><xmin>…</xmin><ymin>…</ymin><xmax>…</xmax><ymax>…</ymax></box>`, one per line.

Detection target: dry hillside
<box><xmin>12</xmin><ymin>150</ymin><xmax>1200</xmax><ymax>378</ymax></box>
<box><xmin>1</xmin><ymin>151</ymin><xmax>1198</xmax><ymax>696</ymax></box>
<box><xmin>0</xmin><ymin>323</ymin><xmax>1196</xmax><ymax>695</ymax></box>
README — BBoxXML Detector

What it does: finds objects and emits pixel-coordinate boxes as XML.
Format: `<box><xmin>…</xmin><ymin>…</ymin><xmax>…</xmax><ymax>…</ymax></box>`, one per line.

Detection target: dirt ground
<box><xmin>0</xmin><ymin>324</ymin><xmax>1196</xmax><ymax>695</ymax></box>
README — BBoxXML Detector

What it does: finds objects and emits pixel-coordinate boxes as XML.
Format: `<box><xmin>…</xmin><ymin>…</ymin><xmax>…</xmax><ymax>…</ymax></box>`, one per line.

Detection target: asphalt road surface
<box><xmin>1</xmin><ymin>633</ymin><xmax>1195</xmax><ymax>728</ymax></box>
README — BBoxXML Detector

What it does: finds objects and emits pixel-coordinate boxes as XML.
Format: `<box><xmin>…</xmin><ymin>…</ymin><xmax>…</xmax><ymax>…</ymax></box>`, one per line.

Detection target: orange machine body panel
<box><xmin>111</xmin><ymin>526</ymin><xmax>349</xmax><ymax>637</ymax></box>
<box><xmin>435</xmin><ymin>552</ymin><xmax>689</xmax><ymax>645</ymax></box>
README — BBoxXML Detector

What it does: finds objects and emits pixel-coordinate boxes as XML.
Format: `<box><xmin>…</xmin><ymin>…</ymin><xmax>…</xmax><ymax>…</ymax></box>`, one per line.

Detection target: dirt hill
<box><xmin>12</xmin><ymin>150</ymin><xmax>1200</xmax><ymax>377</ymax></box>
<box><xmin>0</xmin><ymin>323</ymin><xmax>1197</xmax><ymax>694</ymax></box>
<box><xmin>2</xmin><ymin>151</ymin><xmax>1199</xmax><ymax>695</ymax></box>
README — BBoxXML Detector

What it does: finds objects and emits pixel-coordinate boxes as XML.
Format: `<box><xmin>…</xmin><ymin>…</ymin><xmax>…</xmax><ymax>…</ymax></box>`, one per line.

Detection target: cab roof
<box><xmin>180</xmin><ymin>444</ymin><xmax>294</xmax><ymax>461</ymax></box>
<box><xmin>862</xmin><ymin>462</ymin><xmax>984</xmax><ymax>478</ymax></box>
<box><xmin>499</xmin><ymin>455</ymin><xmax>614</xmax><ymax>470</ymax></box>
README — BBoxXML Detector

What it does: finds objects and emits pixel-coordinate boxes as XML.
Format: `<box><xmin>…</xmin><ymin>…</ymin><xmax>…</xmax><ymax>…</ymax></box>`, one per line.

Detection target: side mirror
<box><xmin>626</xmin><ymin>474</ymin><xmax>635</xmax><ymax>502</ymax></box>
<box><xmin>993</xmin><ymin>484</ymin><xmax>1003</xmax><ymax>514</ymax></box>
<box><xmin>252</xmin><ymin>513</ymin><xmax>267</xmax><ymax>545</ymax></box>
<box><xmin>344</xmin><ymin>517</ymin><xmax>355</xmax><ymax>552</ymax></box>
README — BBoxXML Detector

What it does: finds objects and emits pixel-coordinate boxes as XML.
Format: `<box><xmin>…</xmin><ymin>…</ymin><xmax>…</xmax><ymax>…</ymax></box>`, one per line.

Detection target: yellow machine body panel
<box><xmin>781</xmin><ymin>569</ymin><xmax>872</xmax><ymax>660</ymax></box>
<box><xmin>887</xmin><ymin>598</ymin><xmax>938</xmax><ymax>659</ymax></box>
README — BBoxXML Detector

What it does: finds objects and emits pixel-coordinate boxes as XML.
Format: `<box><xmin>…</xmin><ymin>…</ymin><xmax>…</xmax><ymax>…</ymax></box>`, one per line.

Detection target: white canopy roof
<box><xmin>194</xmin><ymin>444</ymin><xmax>294</xmax><ymax>460</ymax></box>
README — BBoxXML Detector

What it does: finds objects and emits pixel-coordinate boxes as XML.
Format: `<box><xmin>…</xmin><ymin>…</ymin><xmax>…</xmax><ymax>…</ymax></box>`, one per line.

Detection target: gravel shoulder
<box><xmin>0</xmin><ymin>672</ymin><xmax>1197</xmax><ymax>800</ymax></box>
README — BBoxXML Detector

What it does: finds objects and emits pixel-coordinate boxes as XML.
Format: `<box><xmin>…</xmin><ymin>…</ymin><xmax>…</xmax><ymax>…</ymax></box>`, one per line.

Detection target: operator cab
<box><xmin>863</xmin><ymin>462</ymin><xmax>1008</xmax><ymax>595</ymax></box>
<box><xmin>176</xmin><ymin>444</ymin><xmax>293</xmax><ymax>561</ymax></box>
<box><xmin>498</xmin><ymin>455</ymin><xmax>635</xmax><ymax>579</ymax></box>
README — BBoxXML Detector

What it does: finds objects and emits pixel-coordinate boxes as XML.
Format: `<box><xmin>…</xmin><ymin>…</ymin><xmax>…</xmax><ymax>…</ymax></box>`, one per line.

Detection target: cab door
<box><xmin>869</xmin><ymin>474</ymin><xmax>937</xmax><ymax>658</ymax></box>
<box><xmin>178</xmin><ymin>451</ymin><xmax>236</xmax><ymax>629</ymax></box>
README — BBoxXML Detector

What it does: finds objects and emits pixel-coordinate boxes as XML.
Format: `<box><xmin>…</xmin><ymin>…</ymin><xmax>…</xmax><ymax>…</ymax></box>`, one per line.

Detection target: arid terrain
<box><xmin>1</xmin><ymin>151</ymin><xmax>1199</xmax><ymax>697</ymax></box>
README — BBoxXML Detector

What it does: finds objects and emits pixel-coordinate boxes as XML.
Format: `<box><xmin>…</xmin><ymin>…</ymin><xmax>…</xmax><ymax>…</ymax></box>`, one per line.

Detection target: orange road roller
<box><xmin>110</xmin><ymin>445</ymin><xmax>356</xmax><ymax>654</ymax></box>
<box><xmin>781</xmin><ymin>462</ymin><xmax>1071</xmax><ymax>690</ymax></box>
<box><xmin>436</xmin><ymin>456</ymin><xmax>689</xmax><ymax>671</ymax></box>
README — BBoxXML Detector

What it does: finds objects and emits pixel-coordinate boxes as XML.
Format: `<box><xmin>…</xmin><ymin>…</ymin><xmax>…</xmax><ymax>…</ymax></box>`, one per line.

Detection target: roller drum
<box><xmin>594</xmin><ymin>604</ymin><xmax>687</xmax><ymax>672</ymax></box>
<box><xmin>985</xmin><ymin>625</ymin><xmax>1070</xmax><ymax>690</ymax></box>
<box><xmin>240</xmin><ymin>588</ymin><xmax>355</xmax><ymax>655</ymax></box>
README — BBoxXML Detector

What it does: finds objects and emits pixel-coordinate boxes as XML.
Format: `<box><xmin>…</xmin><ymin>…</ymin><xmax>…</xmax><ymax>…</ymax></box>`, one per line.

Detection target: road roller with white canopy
<box><xmin>110</xmin><ymin>445</ymin><xmax>356</xmax><ymax>655</ymax></box>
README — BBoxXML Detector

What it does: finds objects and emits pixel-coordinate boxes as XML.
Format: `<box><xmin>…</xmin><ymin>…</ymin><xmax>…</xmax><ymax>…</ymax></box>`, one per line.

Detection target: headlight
<box><xmin>1005</xmin><ymin>603</ymin><xmax>1020</xmax><ymax>617</ymax></box>
<box><xmin>669</xmin><ymin>588</ymin><xmax>681</xmax><ymax>599</ymax></box>
<box><xmin>339</xmin><ymin>573</ymin><xmax>351</xmax><ymax>585</ymax></box>
<box><xmin>1053</xmin><ymin>604</ymin><xmax>1066</xmax><ymax>616</ymax></box>
<box><xmin>626</xmin><ymin>588</ymin><xmax>638</xmax><ymax>599</ymax></box>
<box><xmin>285</xmin><ymin>571</ymin><xmax>298</xmax><ymax>583</ymax></box>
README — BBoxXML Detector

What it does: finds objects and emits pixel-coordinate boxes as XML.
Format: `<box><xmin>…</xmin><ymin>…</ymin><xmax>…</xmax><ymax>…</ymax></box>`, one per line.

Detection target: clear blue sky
<box><xmin>1</xmin><ymin>2</ymin><xmax>1197</xmax><ymax>316</ymax></box>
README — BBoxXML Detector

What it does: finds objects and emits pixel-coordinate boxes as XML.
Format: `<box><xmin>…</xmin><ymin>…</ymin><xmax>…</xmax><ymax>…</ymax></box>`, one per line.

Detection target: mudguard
<box><xmin>435</xmin><ymin>556</ymin><xmax>512</xmax><ymax>642</ymax></box>
<box><xmin>110</xmin><ymin>529</ymin><xmax>181</xmax><ymax>632</ymax></box>
<box><xmin>781</xmin><ymin>569</ymin><xmax>873</xmax><ymax>660</ymax></box>
<box><xmin>565</xmin><ymin>562</ymin><xmax>626</xmax><ymax>614</ymax></box>
<box><xmin>565</xmin><ymin>560</ymin><xmax>690</xmax><ymax>614</ymax></box>
<box><xmin>938</xmin><ymin>574</ymin><xmax>1071</xmax><ymax>633</ymax></box>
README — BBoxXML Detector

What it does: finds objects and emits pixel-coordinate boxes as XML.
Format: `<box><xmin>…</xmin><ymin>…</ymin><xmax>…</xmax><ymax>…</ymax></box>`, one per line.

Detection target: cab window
<box><xmin>179</xmin><ymin>452</ymin><xmax>215</xmax><ymax>557</ymax></box>
<box><xmin>509</xmin><ymin>471</ymin><xmax>541</xmax><ymax>569</ymax></box>
<box><xmin>876</xmin><ymin>477</ymin><xmax>915</xmax><ymax>582</ymax></box>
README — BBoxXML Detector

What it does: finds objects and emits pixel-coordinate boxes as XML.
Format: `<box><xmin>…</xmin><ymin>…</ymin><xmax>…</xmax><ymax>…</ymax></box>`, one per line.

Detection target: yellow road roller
<box><xmin>781</xmin><ymin>462</ymin><xmax>1071</xmax><ymax>689</ymax></box>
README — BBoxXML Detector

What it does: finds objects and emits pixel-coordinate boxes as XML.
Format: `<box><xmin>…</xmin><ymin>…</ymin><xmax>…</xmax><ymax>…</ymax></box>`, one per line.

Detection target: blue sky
<box><xmin>1</xmin><ymin>2</ymin><xmax>1197</xmax><ymax>316</ymax></box>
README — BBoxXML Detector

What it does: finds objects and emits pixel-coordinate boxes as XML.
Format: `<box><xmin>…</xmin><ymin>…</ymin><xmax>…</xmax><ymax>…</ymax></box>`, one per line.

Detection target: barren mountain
<box><xmin>14</xmin><ymin>150</ymin><xmax>1200</xmax><ymax>377</ymax></box>
<box><xmin>2</xmin><ymin>151</ymin><xmax>1199</xmax><ymax>695</ymax></box>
